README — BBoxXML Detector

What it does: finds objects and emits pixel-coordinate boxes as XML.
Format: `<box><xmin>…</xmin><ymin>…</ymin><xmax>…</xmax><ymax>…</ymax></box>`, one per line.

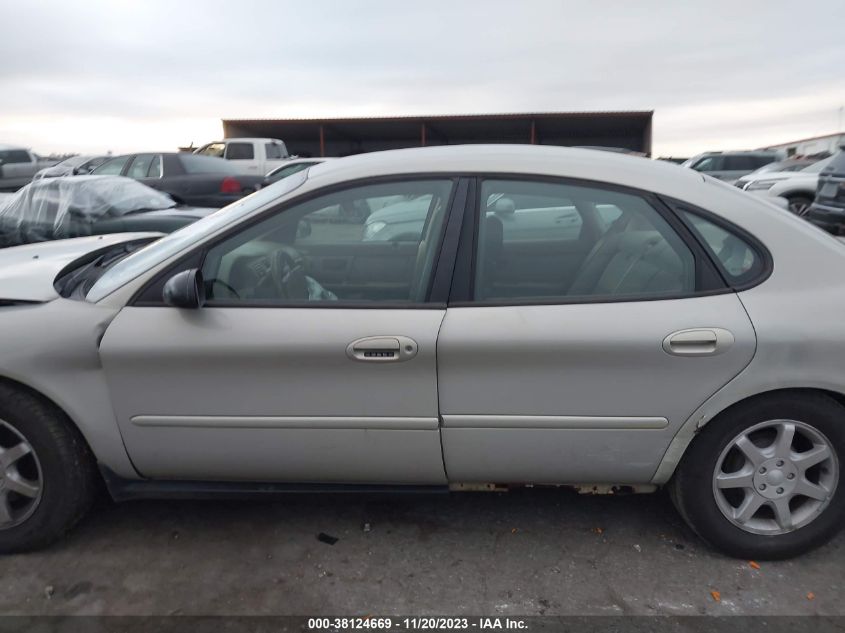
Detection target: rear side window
<box><xmin>127</xmin><ymin>154</ymin><xmax>157</xmax><ymax>179</ymax></box>
<box><xmin>265</xmin><ymin>143</ymin><xmax>284</xmax><ymax>160</ymax></box>
<box><xmin>680</xmin><ymin>210</ymin><xmax>765</xmax><ymax>285</ymax></box>
<box><xmin>473</xmin><ymin>180</ymin><xmax>696</xmax><ymax>302</ymax></box>
<box><xmin>724</xmin><ymin>156</ymin><xmax>771</xmax><ymax>171</ymax></box>
<box><xmin>179</xmin><ymin>154</ymin><xmax>239</xmax><ymax>175</ymax></box>
<box><xmin>226</xmin><ymin>143</ymin><xmax>254</xmax><ymax>160</ymax></box>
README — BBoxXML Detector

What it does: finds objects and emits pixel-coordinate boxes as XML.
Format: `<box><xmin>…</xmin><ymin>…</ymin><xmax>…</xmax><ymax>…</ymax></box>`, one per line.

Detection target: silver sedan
<box><xmin>0</xmin><ymin>145</ymin><xmax>842</xmax><ymax>558</ymax></box>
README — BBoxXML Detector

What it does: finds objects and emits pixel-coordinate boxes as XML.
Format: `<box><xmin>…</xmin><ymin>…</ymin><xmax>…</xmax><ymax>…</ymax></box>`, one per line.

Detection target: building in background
<box><xmin>761</xmin><ymin>132</ymin><xmax>844</xmax><ymax>158</ymax></box>
<box><xmin>221</xmin><ymin>111</ymin><xmax>653</xmax><ymax>158</ymax></box>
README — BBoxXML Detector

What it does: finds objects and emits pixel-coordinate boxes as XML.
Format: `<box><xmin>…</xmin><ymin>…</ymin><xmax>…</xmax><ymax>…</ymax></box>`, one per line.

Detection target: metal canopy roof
<box><xmin>222</xmin><ymin>111</ymin><xmax>653</xmax><ymax>157</ymax></box>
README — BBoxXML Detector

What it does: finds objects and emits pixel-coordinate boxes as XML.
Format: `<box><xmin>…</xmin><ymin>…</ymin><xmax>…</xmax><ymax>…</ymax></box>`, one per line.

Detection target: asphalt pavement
<box><xmin>0</xmin><ymin>488</ymin><xmax>841</xmax><ymax>616</ymax></box>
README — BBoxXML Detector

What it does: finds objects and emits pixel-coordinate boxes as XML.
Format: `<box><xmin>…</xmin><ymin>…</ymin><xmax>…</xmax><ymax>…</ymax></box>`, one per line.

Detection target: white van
<box><xmin>194</xmin><ymin>138</ymin><xmax>291</xmax><ymax>176</ymax></box>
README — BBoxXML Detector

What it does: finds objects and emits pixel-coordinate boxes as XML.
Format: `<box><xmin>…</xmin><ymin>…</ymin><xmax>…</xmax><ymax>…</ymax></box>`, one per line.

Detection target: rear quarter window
<box><xmin>265</xmin><ymin>143</ymin><xmax>284</xmax><ymax>160</ymax></box>
<box><xmin>679</xmin><ymin>208</ymin><xmax>768</xmax><ymax>287</ymax></box>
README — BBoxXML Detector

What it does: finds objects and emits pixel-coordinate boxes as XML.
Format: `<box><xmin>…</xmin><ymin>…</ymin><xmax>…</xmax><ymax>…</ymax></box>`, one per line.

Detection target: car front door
<box><xmin>437</xmin><ymin>177</ymin><xmax>757</xmax><ymax>484</ymax></box>
<box><xmin>99</xmin><ymin>177</ymin><xmax>465</xmax><ymax>484</ymax></box>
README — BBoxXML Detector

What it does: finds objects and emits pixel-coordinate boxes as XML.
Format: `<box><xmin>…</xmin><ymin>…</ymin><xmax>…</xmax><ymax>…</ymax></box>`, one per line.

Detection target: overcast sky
<box><xmin>1</xmin><ymin>0</ymin><xmax>843</xmax><ymax>157</ymax></box>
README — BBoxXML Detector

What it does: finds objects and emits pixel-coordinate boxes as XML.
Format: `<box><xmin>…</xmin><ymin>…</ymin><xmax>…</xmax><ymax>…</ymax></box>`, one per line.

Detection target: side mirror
<box><xmin>162</xmin><ymin>269</ymin><xmax>205</xmax><ymax>309</ymax></box>
<box><xmin>73</xmin><ymin>166</ymin><xmax>91</xmax><ymax>175</ymax></box>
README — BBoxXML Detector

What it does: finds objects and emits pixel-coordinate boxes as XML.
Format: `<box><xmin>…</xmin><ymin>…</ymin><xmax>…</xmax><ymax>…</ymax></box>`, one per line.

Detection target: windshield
<box><xmin>801</xmin><ymin>155</ymin><xmax>835</xmax><ymax>173</ymax></box>
<box><xmin>57</xmin><ymin>155</ymin><xmax>92</xmax><ymax>168</ymax></box>
<box><xmin>86</xmin><ymin>169</ymin><xmax>309</xmax><ymax>302</ymax></box>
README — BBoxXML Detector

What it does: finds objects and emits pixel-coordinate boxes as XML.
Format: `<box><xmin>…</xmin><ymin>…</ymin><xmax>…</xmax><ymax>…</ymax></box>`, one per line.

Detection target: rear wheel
<box><xmin>670</xmin><ymin>392</ymin><xmax>844</xmax><ymax>559</ymax></box>
<box><xmin>0</xmin><ymin>384</ymin><xmax>97</xmax><ymax>553</ymax></box>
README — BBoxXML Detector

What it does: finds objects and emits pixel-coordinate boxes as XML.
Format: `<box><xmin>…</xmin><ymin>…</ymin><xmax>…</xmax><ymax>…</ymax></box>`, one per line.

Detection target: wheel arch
<box><xmin>652</xmin><ymin>386</ymin><xmax>845</xmax><ymax>484</ymax></box>
<box><xmin>0</xmin><ymin>373</ymin><xmax>138</xmax><ymax>480</ymax></box>
<box><xmin>0</xmin><ymin>375</ymin><xmax>94</xmax><ymax>453</ymax></box>
<box><xmin>777</xmin><ymin>188</ymin><xmax>814</xmax><ymax>200</ymax></box>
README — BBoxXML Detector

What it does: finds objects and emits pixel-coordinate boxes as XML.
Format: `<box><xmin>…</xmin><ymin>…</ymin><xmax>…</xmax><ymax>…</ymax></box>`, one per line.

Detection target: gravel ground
<box><xmin>0</xmin><ymin>489</ymin><xmax>841</xmax><ymax>616</ymax></box>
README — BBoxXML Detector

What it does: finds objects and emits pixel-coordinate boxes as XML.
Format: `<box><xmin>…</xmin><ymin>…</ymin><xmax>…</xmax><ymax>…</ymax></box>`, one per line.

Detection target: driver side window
<box><xmin>201</xmin><ymin>180</ymin><xmax>454</xmax><ymax>304</ymax></box>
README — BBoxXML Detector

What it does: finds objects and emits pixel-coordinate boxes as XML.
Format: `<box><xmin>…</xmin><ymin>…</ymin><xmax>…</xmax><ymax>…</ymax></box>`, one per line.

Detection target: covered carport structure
<box><xmin>222</xmin><ymin>111</ymin><xmax>653</xmax><ymax>158</ymax></box>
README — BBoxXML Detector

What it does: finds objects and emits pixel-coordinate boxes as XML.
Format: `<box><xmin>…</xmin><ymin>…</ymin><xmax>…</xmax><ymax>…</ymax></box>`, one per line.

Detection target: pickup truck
<box><xmin>194</xmin><ymin>138</ymin><xmax>291</xmax><ymax>177</ymax></box>
<box><xmin>0</xmin><ymin>145</ymin><xmax>59</xmax><ymax>191</ymax></box>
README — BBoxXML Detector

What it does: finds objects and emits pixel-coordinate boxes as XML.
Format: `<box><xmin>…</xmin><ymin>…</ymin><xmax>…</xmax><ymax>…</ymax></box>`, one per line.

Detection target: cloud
<box><xmin>1</xmin><ymin>0</ymin><xmax>843</xmax><ymax>155</ymax></box>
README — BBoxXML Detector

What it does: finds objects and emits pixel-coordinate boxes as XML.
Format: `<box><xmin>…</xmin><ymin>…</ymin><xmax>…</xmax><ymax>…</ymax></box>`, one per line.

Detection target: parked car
<box><xmin>1</xmin><ymin>145</ymin><xmax>844</xmax><ymax>559</ymax></box>
<box><xmin>806</xmin><ymin>149</ymin><xmax>845</xmax><ymax>233</ymax></box>
<box><xmin>682</xmin><ymin>150</ymin><xmax>784</xmax><ymax>182</ymax></box>
<box><xmin>33</xmin><ymin>155</ymin><xmax>110</xmax><ymax>180</ymax></box>
<box><xmin>263</xmin><ymin>158</ymin><xmax>332</xmax><ymax>186</ymax></box>
<box><xmin>194</xmin><ymin>138</ymin><xmax>290</xmax><ymax>177</ymax></box>
<box><xmin>0</xmin><ymin>175</ymin><xmax>214</xmax><ymax>247</ymax></box>
<box><xmin>742</xmin><ymin>156</ymin><xmax>836</xmax><ymax>216</ymax></box>
<box><xmin>732</xmin><ymin>158</ymin><xmax>818</xmax><ymax>190</ymax></box>
<box><xmin>0</xmin><ymin>145</ymin><xmax>59</xmax><ymax>191</ymax></box>
<box><xmin>91</xmin><ymin>152</ymin><xmax>263</xmax><ymax>208</ymax></box>
<box><xmin>363</xmin><ymin>191</ymin><xmax>601</xmax><ymax>243</ymax></box>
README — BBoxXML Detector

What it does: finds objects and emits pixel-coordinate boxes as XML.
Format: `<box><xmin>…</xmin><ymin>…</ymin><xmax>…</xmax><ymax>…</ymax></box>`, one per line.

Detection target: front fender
<box><xmin>0</xmin><ymin>298</ymin><xmax>139</xmax><ymax>479</ymax></box>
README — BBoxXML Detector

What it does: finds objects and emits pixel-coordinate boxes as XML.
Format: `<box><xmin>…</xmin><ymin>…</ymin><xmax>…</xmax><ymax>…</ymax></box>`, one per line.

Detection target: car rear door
<box><xmin>437</xmin><ymin>177</ymin><xmax>757</xmax><ymax>484</ymax></box>
<box><xmin>99</xmin><ymin>177</ymin><xmax>467</xmax><ymax>484</ymax></box>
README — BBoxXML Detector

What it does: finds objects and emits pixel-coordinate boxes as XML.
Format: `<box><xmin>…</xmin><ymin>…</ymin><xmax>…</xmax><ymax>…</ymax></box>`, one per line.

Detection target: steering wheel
<box><xmin>268</xmin><ymin>245</ymin><xmax>309</xmax><ymax>300</ymax></box>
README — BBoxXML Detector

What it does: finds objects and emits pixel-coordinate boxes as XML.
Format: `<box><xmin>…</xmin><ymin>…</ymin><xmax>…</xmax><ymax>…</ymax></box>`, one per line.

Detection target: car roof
<box><xmin>693</xmin><ymin>150</ymin><xmax>781</xmax><ymax>157</ymax></box>
<box><xmin>0</xmin><ymin>143</ymin><xmax>28</xmax><ymax>151</ymax></box>
<box><xmin>214</xmin><ymin>138</ymin><xmax>286</xmax><ymax>144</ymax></box>
<box><xmin>306</xmin><ymin>144</ymin><xmax>706</xmax><ymax>199</ymax></box>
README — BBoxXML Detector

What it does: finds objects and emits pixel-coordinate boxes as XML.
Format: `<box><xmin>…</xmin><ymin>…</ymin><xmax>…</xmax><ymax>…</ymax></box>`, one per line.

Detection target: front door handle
<box><xmin>346</xmin><ymin>336</ymin><xmax>418</xmax><ymax>362</ymax></box>
<box><xmin>662</xmin><ymin>328</ymin><xmax>734</xmax><ymax>357</ymax></box>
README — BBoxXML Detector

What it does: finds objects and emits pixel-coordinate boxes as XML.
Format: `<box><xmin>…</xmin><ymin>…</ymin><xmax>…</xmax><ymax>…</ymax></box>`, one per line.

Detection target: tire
<box><xmin>0</xmin><ymin>383</ymin><xmax>97</xmax><ymax>553</ymax></box>
<box><xmin>786</xmin><ymin>196</ymin><xmax>813</xmax><ymax>217</ymax></box>
<box><xmin>670</xmin><ymin>392</ymin><xmax>845</xmax><ymax>559</ymax></box>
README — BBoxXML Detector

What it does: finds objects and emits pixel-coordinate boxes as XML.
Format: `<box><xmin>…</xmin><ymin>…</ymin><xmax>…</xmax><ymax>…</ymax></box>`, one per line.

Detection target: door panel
<box><xmin>99</xmin><ymin>177</ymin><xmax>461</xmax><ymax>484</ymax></box>
<box><xmin>437</xmin><ymin>295</ymin><xmax>755</xmax><ymax>483</ymax></box>
<box><xmin>100</xmin><ymin>307</ymin><xmax>447</xmax><ymax>483</ymax></box>
<box><xmin>438</xmin><ymin>176</ymin><xmax>756</xmax><ymax>484</ymax></box>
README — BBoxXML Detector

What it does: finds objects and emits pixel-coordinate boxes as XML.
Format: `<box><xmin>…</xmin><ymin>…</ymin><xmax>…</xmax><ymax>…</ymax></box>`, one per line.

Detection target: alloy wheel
<box><xmin>0</xmin><ymin>419</ymin><xmax>43</xmax><ymax>529</ymax></box>
<box><xmin>789</xmin><ymin>200</ymin><xmax>811</xmax><ymax>216</ymax></box>
<box><xmin>713</xmin><ymin>419</ymin><xmax>838</xmax><ymax>535</ymax></box>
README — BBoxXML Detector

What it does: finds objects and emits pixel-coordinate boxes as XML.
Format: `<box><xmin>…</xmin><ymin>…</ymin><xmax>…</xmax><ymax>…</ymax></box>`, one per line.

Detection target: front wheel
<box><xmin>670</xmin><ymin>392</ymin><xmax>844</xmax><ymax>559</ymax></box>
<box><xmin>0</xmin><ymin>384</ymin><xmax>97</xmax><ymax>553</ymax></box>
<box><xmin>786</xmin><ymin>196</ymin><xmax>813</xmax><ymax>217</ymax></box>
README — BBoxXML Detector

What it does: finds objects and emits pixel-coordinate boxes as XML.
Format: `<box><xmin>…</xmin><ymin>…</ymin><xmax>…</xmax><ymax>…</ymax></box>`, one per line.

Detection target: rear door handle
<box><xmin>662</xmin><ymin>328</ymin><xmax>734</xmax><ymax>357</ymax></box>
<box><xmin>346</xmin><ymin>336</ymin><xmax>418</xmax><ymax>362</ymax></box>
